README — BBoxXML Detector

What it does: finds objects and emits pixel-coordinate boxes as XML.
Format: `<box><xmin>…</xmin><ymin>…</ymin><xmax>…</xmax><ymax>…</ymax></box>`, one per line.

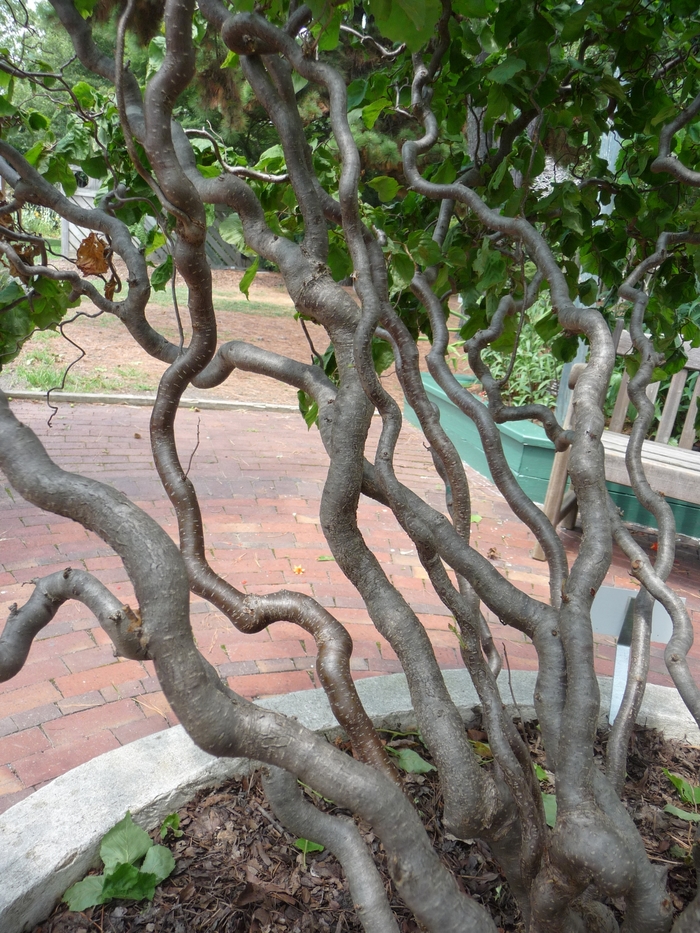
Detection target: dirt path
<box><xmin>0</xmin><ymin>270</ymin><xmax>465</xmax><ymax>408</ymax></box>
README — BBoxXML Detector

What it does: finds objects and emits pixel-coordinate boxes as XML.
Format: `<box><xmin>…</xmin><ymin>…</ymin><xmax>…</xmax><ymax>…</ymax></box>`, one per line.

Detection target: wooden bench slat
<box><xmin>602</xmin><ymin>435</ymin><xmax>700</xmax><ymax>505</ymax></box>
<box><xmin>609</xmin><ymin>371</ymin><xmax>630</xmax><ymax>433</ymax></box>
<box><xmin>680</xmin><ymin>375</ymin><xmax>700</xmax><ymax>450</ymax></box>
<box><xmin>656</xmin><ymin>369</ymin><xmax>687</xmax><ymax>443</ymax></box>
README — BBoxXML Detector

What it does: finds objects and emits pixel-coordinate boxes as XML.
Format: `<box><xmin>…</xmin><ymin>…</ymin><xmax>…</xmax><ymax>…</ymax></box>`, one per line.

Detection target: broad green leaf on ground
<box><xmin>664</xmin><ymin>804</ymin><xmax>700</xmax><ymax>823</ymax></box>
<box><xmin>664</xmin><ymin>770</ymin><xmax>700</xmax><ymax>805</ymax></box>
<box><xmin>141</xmin><ymin>845</ymin><xmax>176</xmax><ymax>884</ymax></box>
<box><xmin>387</xmin><ymin>746</ymin><xmax>436</xmax><ymax>773</ymax></box>
<box><xmin>294</xmin><ymin>838</ymin><xmax>325</xmax><ymax>855</ymax></box>
<box><xmin>101</xmin><ymin>863</ymin><xmax>158</xmax><ymax>902</ymax></box>
<box><xmin>100</xmin><ymin>812</ymin><xmax>153</xmax><ymax>871</ymax></box>
<box><xmin>63</xmin><ymin>874</ymin><xmax>107</xmax><ymax>911</ymax></box>
<box><xmin>160</xmin><ymin>813</ymin><xmax>183</xmax><ymax>839</ymax></box>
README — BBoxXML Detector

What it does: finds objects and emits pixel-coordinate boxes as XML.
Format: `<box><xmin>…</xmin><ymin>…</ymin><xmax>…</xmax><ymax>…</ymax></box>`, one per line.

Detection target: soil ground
<box><xmin>34</xmin><ymin>724</ymin><xmax>700</xmax><ymax>933</ymax></box>
<box><xmin>0</xmin><ymin>270</ymin><xmax>465</xmax><ymax>406</ymax></box>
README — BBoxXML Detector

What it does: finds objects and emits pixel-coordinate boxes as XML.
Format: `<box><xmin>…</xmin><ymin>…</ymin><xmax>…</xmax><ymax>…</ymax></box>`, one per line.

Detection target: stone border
<box><xmin>3</xmin><ymin>389</ymin><xmax>298</xmax><ymax>413</ymax></box>
<box><xmin>1</xmin><ymin>670</ymin><xmax>698</xmax><ymax>933</ymax></box>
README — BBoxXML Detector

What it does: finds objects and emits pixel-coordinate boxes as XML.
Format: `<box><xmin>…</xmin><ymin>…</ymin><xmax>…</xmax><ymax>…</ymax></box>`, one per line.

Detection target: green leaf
<box><xmin>371</xmin><ymin>0</ymin><xmax>442</xmax><ymax>51</ymax></box>
<box><xmin>239</xmin><ymin>257</ymin><xmax>259</xmax><ymax>300</ymax></box>
<box><xmin>24</xmin><ymin>142</ymin><xmax>44</xmax><ymax>167</ymax></box>
<box><xmin>346</xmin><ymin>78</ymin><xmax>368</xmax><ymax>110</ymax></box>
<box><xmin>291</xmin><ymin>72</ymin><xmax>308</xmax><ymax>94</ymax></box>
<box><xmin>294</xmin><ymin>838</ymin><xmax>325</xmax><ymax>855</ymax></box>
<box><xmin>27</xmin><ymin>111</ymin><xmax>50</xmax><ymax>131</ymax></box>
<box><xmin>470</xmin><ymin>740</ymin><xmax>493</xmax><ymax>759</ymax></box>
<box><xmin>372</xmin><ymin>337</ymin><xmax>394</xmax><ymax>375</ymax></box>
<box><xmin>220</xmin><ymin>50</ymin><xmax>239</xmax><ymax>70</ymax></box>
<box><xmin>664</xmin><ymin>804</ymin><xmax>700</xmax><ymax>823</ymax></box>
<box><xmin>473</xmin><ymin>242</ymin><xmax>506</xmax><ymax>292</ymax></box>
<box><xmin>160</xmin><ymin>813</ymin><xmax>183</xmax><ymax>839</ymax></box>
<box><xmin>317</xmin><ymin>6</ymin><xmax>342</xmax><ymax>51</ymax></box>
<box><xmin>140</xmin><ymin>845</ymin><xmax>175</xmax><ymax>884</ymax></box>
<box><xmin>219</xmin><ymin>212</ymin><xmax>252</xmax><ymax>255</ymax></box>
<box><xmin>362</xmin><ymin>98</ymin><xmax>390</xmax><ymax>130</ymax></box>
<box><xmin>669</xmin><ymin>844</ymin><xmax>693</xmax><ymax>863</ymax></box>
<box><xmin>63</xmin><ymin>874</ymin><xmax>107</xmax><ymax>911</ymax></box>
<box><xmin>146</xmin><ymin>230</ymin><xmax>167</xmax><ymax>256</ymax></box>
<box><xmin>100</xmin><ymin>813</ymin><xmax>153</xmax><ymax>871</ymax></box>
<box><xmin>664</xmin><ymin>771</ymin><xmax>700</xmax><ymax>805</ymax></box>
<box><xmin>387</xmin><ymin>747</ymin><xmax>436</xmax><ymax>774</ymax></box>
<box><xmin>456</xmin><ymin>0</ymin><xmax>493</xmax><ymax>17</ymax></box>
<box><xmin>317</xmin><ymin>555</ymin><xmax>335</xmax><ymax>561</ymax></box>
<box><xmin>407</xmin><ymin>231</ymin><xmax>443</xmax><ymax>268</ymax></box>
<box><xmin>542</xmin><ymin>792</ymin><xmax>557</xmax><ymax>828</ymax></box>
<box><xmin>560</xmin><ymin>4</ymin><xmax>591</xmax><ymax>42</ymax></box>
<box><xmin>298</xmin><ymin>390</ymin><xmax>319</xmax><ymax>429</ymax></box>
<box><xmin>367</xmin><ymin>175</ymin><xmax>400</xmax><ymax>203</ymax></box>
<box><xmin>487</xmin><ymin>57</ymin><xmax>526</xmax><ymax>84</ymax></box>
<box><xmin>391</xmin><ymin>251</ymin><xmax>415</xmax><ymax>288</ymax></box>
<box><xmin>534</xmin><ymin>763</ymin><xmax>549</xmax><ymax>782</ymax></box>
<box><xmin>432</xmin><ymin>160</ymin><xmax>457</xmax><ymax>185</ymax></box>
<box><xmin>74</xmin><ymin>0</ymin><xmax>99</xmax><ymax>17</ymax></box>
<box><xmin>327</xmin><ymin>244</ymin><xmax>352</xmax><ymax>282</ymax></box>
<box><xmin>101</xmin><ymin>863</ymin><xmax>158</xmax><ymax>902</ymax></box>
<box><xmin>81</xmin><ymin>155</ymin><xmax>108</xmax><ymax>180</ymax></box>
<box><xmin>151</xmin><ymin>256</ymin><xmax>174</xmax><ymax>292</ymax></box>
<box><xmin>72</xmin><ymin>81</ymin><xmax>96</xmax><ymax>110</ymax></box>
<box><xmin>598</xmin><ymin>74</ymin><xmax>626</xmax><ymax>103</ymax></box>
<box><xmin>471</xmin><ymin>514</ymin><xmax>482</xmax><ymax>523</ymax></box>
<box><xmin>0</xmin><ymin>95</ymin><xmax>18</xmax><ymax>117</ymax></box>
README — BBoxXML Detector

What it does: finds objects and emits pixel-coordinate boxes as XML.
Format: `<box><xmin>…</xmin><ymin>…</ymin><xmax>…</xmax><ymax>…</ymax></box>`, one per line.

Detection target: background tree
<box><xmin>1</xmin><ymin>0</ymin><xmax>700</xmax><ymax>930</ymax></box>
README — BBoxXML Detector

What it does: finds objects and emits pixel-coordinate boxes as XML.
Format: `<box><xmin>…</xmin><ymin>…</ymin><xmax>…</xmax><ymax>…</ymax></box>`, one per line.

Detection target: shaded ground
<box><xmin>34</xmin><ymin>725</ymin><xmax>699</xmax><ymax>933</ymax></box>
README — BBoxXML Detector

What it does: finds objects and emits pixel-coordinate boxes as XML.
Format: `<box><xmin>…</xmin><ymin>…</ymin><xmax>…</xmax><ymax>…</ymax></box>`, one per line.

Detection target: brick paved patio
<box><xmin>1</xmin><ymin>399</ymin><xmax>698</xmax><ymax>814</ymax></box>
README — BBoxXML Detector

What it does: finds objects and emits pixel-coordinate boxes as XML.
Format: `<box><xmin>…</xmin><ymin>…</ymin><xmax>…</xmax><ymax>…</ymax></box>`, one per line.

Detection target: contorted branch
<box><xmin>651</xmin><ymin>92</ymin><xmax>700</xmax><ymax>186</ymax></box>
<box><xmin>606</xmin><ymin>231</ymin><xmax>700</xmax><ymax>789</ymax></box>
<box><xmin>0</xmin><ymin>390</ymin><xmax>498</xmax><ymax>933</ymax></box>
<box><xmin>0</xmin><ymin>567</ymin><xmax>147</xmax><ymax>682</ymax></box>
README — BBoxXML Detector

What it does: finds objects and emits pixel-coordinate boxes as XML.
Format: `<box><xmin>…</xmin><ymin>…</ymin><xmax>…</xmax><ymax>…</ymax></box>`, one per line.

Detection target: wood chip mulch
<box><xmin>34</xmin><ymin>724</ymin><xmax>699</xmax><ymax>933</ymax></box>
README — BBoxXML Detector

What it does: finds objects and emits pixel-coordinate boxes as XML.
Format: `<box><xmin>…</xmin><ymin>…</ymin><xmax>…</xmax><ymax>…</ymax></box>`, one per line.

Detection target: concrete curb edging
<box><xmin>2</xmin><ymin>390</ymin><xmax>298</xmax><ymax>413</ymax></box>
<box><xmin>1</xmin><ymin>670</ymin><xmax>698</xmax><ymax>933</ymax></box>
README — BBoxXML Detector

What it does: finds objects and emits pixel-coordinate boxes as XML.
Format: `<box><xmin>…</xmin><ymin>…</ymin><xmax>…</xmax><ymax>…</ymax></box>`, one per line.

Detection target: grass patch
<box><xmin>147</xmin><ymin>287</ymin><xmax>295</xmax><ymax>318</ymax></box>
<box><xmin>4</xmin><ymin>334</ymin><xmax>156</xmax><ymax>394</ymax></box>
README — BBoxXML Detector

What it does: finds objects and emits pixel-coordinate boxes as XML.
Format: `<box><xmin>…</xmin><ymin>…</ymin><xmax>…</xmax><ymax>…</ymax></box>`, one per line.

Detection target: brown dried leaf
<box><xmin>104</xmin><ymin>274</ymin><xmax>118</xmax><ymax>301</ymax></box>
<box><xmin>76</xmin><ymin>232</ymin><xmax>110</xmax><ymax>276</ymax></box>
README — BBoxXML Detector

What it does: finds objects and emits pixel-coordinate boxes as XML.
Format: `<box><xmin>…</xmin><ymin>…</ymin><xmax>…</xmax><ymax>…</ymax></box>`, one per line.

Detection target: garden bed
<box><xmin>34</xmin><ymin>724</ymin><xmax>699</xmax><ymax>933</ymax></box>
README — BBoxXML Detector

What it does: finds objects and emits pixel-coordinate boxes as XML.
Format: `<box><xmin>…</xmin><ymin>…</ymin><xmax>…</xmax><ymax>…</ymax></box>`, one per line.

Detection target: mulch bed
<box><xmin>34</xmin><ymin>724</ymin><xmax>699</xmax><ymax>933</ymax></box>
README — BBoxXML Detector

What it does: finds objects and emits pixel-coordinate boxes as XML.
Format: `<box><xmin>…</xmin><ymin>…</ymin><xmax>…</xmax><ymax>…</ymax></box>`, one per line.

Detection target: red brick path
<box><xmin>0</xmin><ymin>400</ymin><xmax>698</xmax><ymax>814</ymax></box>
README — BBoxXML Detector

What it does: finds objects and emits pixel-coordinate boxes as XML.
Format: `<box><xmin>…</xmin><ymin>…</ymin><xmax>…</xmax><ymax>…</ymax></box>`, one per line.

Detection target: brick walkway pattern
<box><xmin>0</xmin><ymin>399</ymin><xmax>699</xmax><ymax>814</ymax></box>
